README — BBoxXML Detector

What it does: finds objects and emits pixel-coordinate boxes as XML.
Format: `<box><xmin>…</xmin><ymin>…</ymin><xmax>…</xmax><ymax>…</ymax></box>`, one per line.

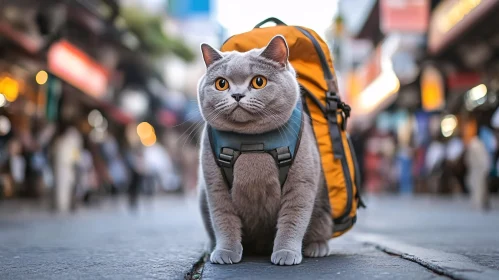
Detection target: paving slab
<box><xmin>354</xmin><ymin>195</ymin><xmax>499</xmax><ymax>271</ymax></box>
<box><xmin>0</xmin><ymin>195</ymin><xmax>207</xmax><ymax>280</ymax></box>
<box><xmin>202</xmin><ymin>238</ymin><xmax>447</xmax><ymax>280</ymax></box>
<box><xmin>353</xmin><ymin>233</ymin><xmax>499</xmax><ymax>280</ymax></box>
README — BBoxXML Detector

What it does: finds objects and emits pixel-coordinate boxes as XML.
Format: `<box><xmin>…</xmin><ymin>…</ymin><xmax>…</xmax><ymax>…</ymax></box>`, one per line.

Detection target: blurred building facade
<box><xmin>338</xmin><ymin>0</ymin><xmax>499</xmax><ymax>199</ymax></box>
<box><xmin>0</xmin><ymin>0</ymin><xmax>204</xmax><ymax>208</ymax></box>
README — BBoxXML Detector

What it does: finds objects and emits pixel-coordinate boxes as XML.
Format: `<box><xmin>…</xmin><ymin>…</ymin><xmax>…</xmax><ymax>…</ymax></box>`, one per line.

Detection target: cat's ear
<box><xmin>201</xmin><ymin>43</ymin><xmax>223</xmax><ymax>68</ymax></box>
<box><xmin>260</xmin><ymin>35</ymin><xmax>289</xmax><ymax>67</ymax></box>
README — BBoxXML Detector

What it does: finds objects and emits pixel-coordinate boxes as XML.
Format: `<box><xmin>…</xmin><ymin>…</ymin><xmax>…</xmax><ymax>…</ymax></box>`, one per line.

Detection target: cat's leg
<box><xmin>205</xmin><ymin>181</ymin><xmax>243</xmax><ymax>264</ymax></box>
<box><xmin>201</xmin><ymin>134</ymin><xmax>243</xmax><ymax>265</ymax></box>
<box><xmin>199</xmin><ymin>183</ymin><xmax>215</xmax><ymax>253</ymax></box>
<box><xmin>303</xmin><ymin>178</ymin><xmax>332</xmax><ymax>258</ymax></box>
<box><xmin>271</xmin><ymin>181</ymin><xmax>316</xmax><ymax>265</ymax></box>
<box><xmin>271</xmin><ymin>168</ymin><xmax>319</xmax><ymax>264</ymax></box>
<box><xmin>271</xmin><ymin>126</ymin><xmax>321</xmax><ymax>266</ymax></box>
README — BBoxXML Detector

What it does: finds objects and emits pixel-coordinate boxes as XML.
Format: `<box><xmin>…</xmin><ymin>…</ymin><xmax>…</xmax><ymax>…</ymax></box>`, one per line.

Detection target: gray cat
<box><xmin>197</xmin><ymin>35</ymin><xmax>332</xmax><ymax>266</ymax></box>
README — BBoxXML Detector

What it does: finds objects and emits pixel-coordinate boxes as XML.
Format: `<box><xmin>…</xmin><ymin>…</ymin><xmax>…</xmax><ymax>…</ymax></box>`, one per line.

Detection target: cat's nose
<box><xmin>231</xmin><ymin>93</ymin><xmax>245</xmax><ymax>102</ymax></box>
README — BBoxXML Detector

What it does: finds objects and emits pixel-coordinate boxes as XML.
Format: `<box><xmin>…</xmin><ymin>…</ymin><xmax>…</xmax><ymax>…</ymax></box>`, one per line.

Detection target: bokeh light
<box><xmin>136</xmin><ymin>122</ymin><xmax>154</xmax><ymax>139</ymax></box>
<box><xmin>88</xmin><ymin>109</ymin><xmax>104</xmax><ymax>128</ymax></box>
<box><xmin>0</xmin><ymin>77</ymin><xmax>19</xmax><ymax>102</ymax></box>
<box><xmin>0</xmin><ymin>116</ymin><xmax>11</xmax><ymax>136</ymax></box>
<box><xmin>36</xmin><ymin>70</ymin><xmax>49</xmax><ymax>85</ymax></box>
<box><xmin>441</xmin><ymin>114</ymin><xmax>458</xmax><ymax>137</ymax></box>
<box><xmin>140</xmin><ymin>132</ymin><xmax>157</xmax><ymax>147</ymax></box>
<box><xmin>0</xmin><ymin>94</ymin><xmax>6</xmax><ymax>107</ymax></box>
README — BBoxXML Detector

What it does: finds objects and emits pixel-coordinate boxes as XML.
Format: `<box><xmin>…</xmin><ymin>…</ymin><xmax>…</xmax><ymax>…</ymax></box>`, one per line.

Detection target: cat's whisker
<box><xmin>179</xmin><ymin>111</ymin><xmax>222</xmax><ymax>152</ymax></box>
<box><xmin>179</xmin><ymin>123</ymin><xmax>203</xmax><ymax>152</ymax></box>
<box><xmin>261</xmin><ymin>110</ymin><xmax>293</xmax><ymax>143</ymax></box>
<box><xmin>177</xmin><ymin>121</ymin><xmax>204</xmax><ymax>150</ymax></box>
<box><xmin>262</xmin><ymin>108</ymin><xmax>300</xmax><ymax>138</ymax></box>
<box><xmin>175</xmin><ymin>120</ymin><xmax>201</xmax><ymax>144</ymax></box>
<box><xmin>257</xmin><ymin>110</ymin><xmax>286</xmax><ymax>143</ymax></box>
<box><xmin>181</xmin><ymin>107</ymin><xmax>224</xmax><ymax>146</ymax></box>
<box><xmin>175</xmin><ymin>110</ymin><xmax>217</xmax><ymax>143</ymax></box>
<box><xmin>171</xmin><ymin>108</ymin><xmax>203</xmax><ymax>128</ymax></box>
<box><xmin>175</xmin><ymin>109</ymin><xmax>222</xmax><ymax>150</ymax></box>
<box><xmin>214</xmin><ymin>102</ymin><xmax>227</xmax><ymax>110</ymax></box>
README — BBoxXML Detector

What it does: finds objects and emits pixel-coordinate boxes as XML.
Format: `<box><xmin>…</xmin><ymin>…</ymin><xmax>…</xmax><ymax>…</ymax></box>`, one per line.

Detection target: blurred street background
<box><xmin>1</xmin><ymin>0</ymin><xmax>499</xmax><ymax>279</ymax></box>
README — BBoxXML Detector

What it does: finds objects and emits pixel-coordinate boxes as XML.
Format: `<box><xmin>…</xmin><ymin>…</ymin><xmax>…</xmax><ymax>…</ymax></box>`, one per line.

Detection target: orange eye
<box><xmin>215</xmin><ymin>78</ymin><xmax>229</xmax><ymax>91</ymax></box>
<box><xmin>251</xmin><ymin>76</ymin><xmax>267</xmax><ymax>89</ymax></box>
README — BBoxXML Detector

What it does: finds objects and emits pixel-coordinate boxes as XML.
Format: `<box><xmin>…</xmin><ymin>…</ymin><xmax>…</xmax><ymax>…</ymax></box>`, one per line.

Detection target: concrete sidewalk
<box><xmin>202</xmin><ymin>237</ymin><xmax>446</xmax><ymax>280</ymax></box>
<box><xmin>201</xmin><ymin>194</ymin><xmax>499</xmax><ymax>280</ymax></box>
<box><xmin>352</xmin><ymin>195</ymin><xmax>499</xmax><ymax>279</ymax></box>
<box><xmin>2</xmin><ymin>194</ymin><xmax>499</xmax><ymax>280</ymax></box>
<box><xmin>0</xmin><ymin>195</ymin><xmax>207</xmax><ymax>280</ymax></box>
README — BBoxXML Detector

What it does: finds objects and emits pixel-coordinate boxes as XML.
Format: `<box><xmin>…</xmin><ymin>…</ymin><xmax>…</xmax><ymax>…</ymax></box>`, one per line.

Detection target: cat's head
<box><xmin>197</xmin><ymin>35</ymin><xmax>299</xmax><ymax>134</ymax></box>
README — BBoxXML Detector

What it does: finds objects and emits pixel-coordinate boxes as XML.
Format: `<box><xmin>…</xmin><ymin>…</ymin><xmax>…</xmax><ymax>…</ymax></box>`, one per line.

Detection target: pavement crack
<box><xmin>352</xmin><ymin>233</ymin><xmax>499</xmax><ymax>280</ymax></box>
<box><xmin>184</xmin><ymin>253</ymin><xmax>208</xmax><ymax>280</ymax></box>
<box><xmin>369</xmin><ymin>244</ymin><xmax>453</xmax><ymax>279</ymax></box>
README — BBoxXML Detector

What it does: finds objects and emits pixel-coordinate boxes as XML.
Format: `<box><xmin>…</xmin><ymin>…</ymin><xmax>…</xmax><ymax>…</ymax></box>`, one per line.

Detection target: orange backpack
<box><xmin>220</xmin><ymin>17</ymin><xmax>365</xmax><ymax>237</ymax></box>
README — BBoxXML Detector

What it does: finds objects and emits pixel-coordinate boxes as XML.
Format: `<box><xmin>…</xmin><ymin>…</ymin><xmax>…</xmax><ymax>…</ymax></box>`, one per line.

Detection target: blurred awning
<box><xmin>428</xmin><ymin>0</ymin><xmax>499</xmax><ymax>57</ymax></box>
<box><xmin>348</xmin><ymin>42</ymin><xmax>400</xmax><ymax>122</ymax></box>
<box><xmin>47</xmin><ymin>40</ymin><xmax>111</xmax><ymax>99</ymax></box>
<box><xmin>0</xmin><ymin>22</ymin><xmax>43</xmax><ymax>54</ymax></box>
<box><xmin>45</xmin><ymin>39</ymin><xmax>135</xmax><ymax>126</ymax></box>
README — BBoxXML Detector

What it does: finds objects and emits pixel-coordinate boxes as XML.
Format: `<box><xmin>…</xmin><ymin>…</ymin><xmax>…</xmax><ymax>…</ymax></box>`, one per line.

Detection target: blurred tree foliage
<box><xmin>120</xmin><ymin>7</ymin><xmax>194</xmax><ymax>62</ymax></box>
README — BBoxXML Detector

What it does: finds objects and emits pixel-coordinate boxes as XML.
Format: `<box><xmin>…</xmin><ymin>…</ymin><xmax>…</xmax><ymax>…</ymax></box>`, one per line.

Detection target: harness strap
<box><xmin>208</xmin><ymin>104</ymin><xmax>304</xmax><ymax>190</ymax></box>
<box><xmin>218</xmin><ymin>145</ymin><xmax>293</xmax><ymax>189</ymax></box>
<box><xmin>218</xmin><ymin>147</ymin><xmax>239</xmax><ymax>187</ymax></box>
<box><xmin>326</xmin><ymin>92</ymin><xmax>344</xmax><ymax>159</ymax></box>
<box><xmin>268</xmin><ymin>146</ymin><xmax>293</xmax><ymax>185</ymax></box>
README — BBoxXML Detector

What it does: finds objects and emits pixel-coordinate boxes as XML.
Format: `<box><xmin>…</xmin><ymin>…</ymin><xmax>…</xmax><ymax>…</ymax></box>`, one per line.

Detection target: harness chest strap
<box><xmin>208</xmin><ymin>104</ymin><xmax>304</xmax><ymax>189</ymax></box>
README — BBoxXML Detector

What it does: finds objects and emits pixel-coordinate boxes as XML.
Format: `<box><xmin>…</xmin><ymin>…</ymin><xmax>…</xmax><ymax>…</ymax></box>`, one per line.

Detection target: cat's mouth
<box><xmin>227</xmin><ymin>104</ymin><xmax>259</xmax><ymax>123</ymax></box>
<box><xmin>231</xmin><ymin>104</ymin><xmax>251</xmax><ymax>113</ymax></box>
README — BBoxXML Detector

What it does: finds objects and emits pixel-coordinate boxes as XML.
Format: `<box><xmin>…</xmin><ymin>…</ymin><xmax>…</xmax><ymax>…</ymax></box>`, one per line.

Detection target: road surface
<box><xmin>1</xmin><ymin>194</ymin><xmax>498</xmax><ymax>280</ymax></box>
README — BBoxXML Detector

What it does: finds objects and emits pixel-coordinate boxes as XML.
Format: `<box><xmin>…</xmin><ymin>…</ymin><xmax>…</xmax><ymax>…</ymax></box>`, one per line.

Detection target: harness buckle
<box><xmin>326</xmin><ymin>92</ymin><xmax>339</xmax><ymax>114</ymax></box>
<box><xmin>276</xmin><ymin>146</ymin><xmax>292</xmax><ymax>167</ymax></box>
<box><xmin>326</xmin><ymin>92</ymin><xmax>351</xmax><ymax>130</ymax></box>
<box><xmin>218</xmin><ymin>147</ymin><xmax>235</xmax><ymax>168</ymax></box>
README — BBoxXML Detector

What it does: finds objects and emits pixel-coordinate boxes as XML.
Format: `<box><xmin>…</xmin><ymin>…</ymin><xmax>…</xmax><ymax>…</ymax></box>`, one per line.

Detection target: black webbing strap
<box><xmin>207</xmin><ymin>106</ymin><xmax>304</xmax><ymax>190</ymax></box>
<box><xmin>295</xmin><ymin>27</ymin><xmax>346</xmax><ymax>159</ymax></box>
<box><xmin>294</xmin><ymin>26</ymin><xmax>356</xmax><ymax>222</ymax></box>
<box><xmin>326</xmin><ymin>92</ymin><xmax>344</xmax><ymax>159</ymax></box>
<box><xmin>295</xmin><ymin>27</ymin><xmax>337</xmax><ymax>94</ymax></box>
<box><xmin>218</xmin><ymin>147</ymin><xmax>239</xmax><ymax>187</ymax></box>
<box><xmin>268</xmin><ymin>146</ymin><xmax>293</xmax><ymax>185</ymax></box>
<box><xmin>219</xmin><ymin>146</ymin><xmax>292</xmax><ymax>189</ymax></box>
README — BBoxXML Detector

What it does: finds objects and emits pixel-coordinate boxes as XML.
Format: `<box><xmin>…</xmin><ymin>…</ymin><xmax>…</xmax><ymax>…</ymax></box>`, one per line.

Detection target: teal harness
<box><xmin>208</xmin><ymin>103</ymin><xmax>304</xmax><ymax>189</ymax></box>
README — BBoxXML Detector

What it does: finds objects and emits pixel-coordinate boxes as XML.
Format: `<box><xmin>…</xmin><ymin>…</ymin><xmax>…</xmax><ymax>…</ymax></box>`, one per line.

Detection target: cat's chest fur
<box><xmin>231</xmin><ymin>153</ymin><xmax>281</xmax><ymax>241</ymax></box>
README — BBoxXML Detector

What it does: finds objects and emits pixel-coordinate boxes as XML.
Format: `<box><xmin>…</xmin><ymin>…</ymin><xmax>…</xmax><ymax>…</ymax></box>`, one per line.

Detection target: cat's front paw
<box><xmin>271</xmin><ymin>249</ymin><xmax>302</xmax><ymax>265</ymax></box>
<box><xmin>303</xmin><ymin>240</ymin><xmax>330</xmax><ymax>258</ymax></box>
<box><xmin>210</xmin><ymin>245</ymin><xmax>242</xmax><ymax>264</ymax></box>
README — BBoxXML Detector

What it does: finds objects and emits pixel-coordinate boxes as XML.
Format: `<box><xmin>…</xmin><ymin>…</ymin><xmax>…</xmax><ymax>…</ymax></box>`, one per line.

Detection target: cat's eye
<box><xmin>215</xmin><ymin>78</ymin><xmax>229</xmax><ymax>91</ymax></box>
<box><xmin>251</xmin><ymin>76</ymin><xmax>267</xmax><ymax>89</ymax></box>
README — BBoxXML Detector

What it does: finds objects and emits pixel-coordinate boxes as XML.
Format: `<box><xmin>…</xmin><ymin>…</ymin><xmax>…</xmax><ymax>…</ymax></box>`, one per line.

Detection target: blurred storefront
<box><xmin>339</xmin><ymin>0</ymin><xmax>499</xmax><ymax>197</ymax></box>
<box><xmin>338</xmin><ymin>0</ymin><xmax>431</xmax><ymax>194</ymax></box>
<box><xmin>425</xmin><ymin>0</ymin><xmax>499</xmax><ymax>195</ymax></box>
<box><xmin>0</xmin><ymin>0</ymin><xmax>191</xmax><ymax>207</ymax></box>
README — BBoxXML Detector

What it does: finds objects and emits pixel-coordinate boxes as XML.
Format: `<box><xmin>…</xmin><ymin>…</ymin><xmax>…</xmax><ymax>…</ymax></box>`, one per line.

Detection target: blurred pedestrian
<box><xmin>425</xmin><ymin>134</ymin><xmax>445</xmax><ymax>193</ymax></box>
<box><xmin>124</xmin><ymin>123</ymin><xmax>145</xmax><ymax>209</ymax></box>
<box><xmin>445</xmin><ymin>135</ymin><xmax>466</xmax><ymax>194</ymax></box>
<box><xmin>8</xmin><ymin>139</ymin><xmax>25</xmax><ymax>194</ymax></box>
<box><xmin>464</xmin><ymin>133</ymin><xmax>491</xmax><ymax>211</ymax></box>
<box><xmin>53</xmin><ymin>126</ymin><xmax>83</xmax><ymax>212</ymax></box>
